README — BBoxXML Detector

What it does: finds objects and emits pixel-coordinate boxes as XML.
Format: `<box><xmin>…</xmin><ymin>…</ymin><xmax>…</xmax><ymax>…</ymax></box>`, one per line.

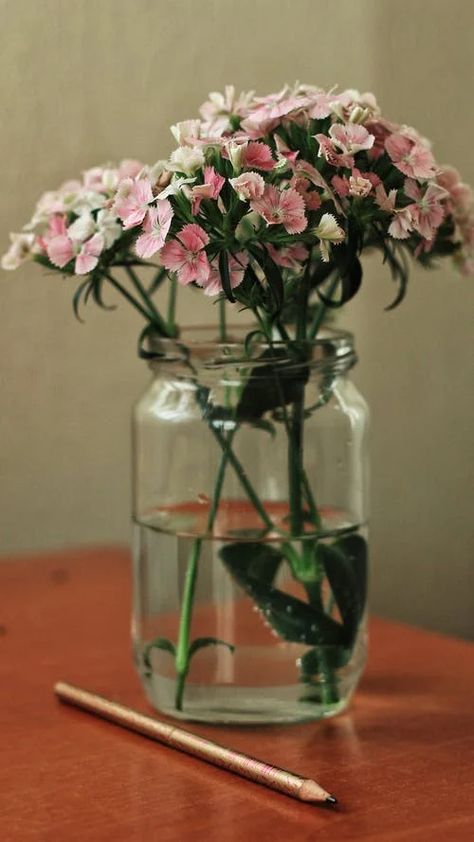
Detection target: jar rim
<box><xmin>143</xmin><ymin>324</ymin><xmax>356</xmax><ymax>374</ymax></box>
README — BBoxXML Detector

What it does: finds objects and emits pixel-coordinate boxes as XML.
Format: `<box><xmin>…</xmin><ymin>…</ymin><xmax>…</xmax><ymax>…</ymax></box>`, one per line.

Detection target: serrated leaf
<box><xmin>316</xmin><ymin>534</ymin><xmax>368</xmax><ymax>646</ymax></box>
<box><xmin>220</xmin><ymin>542</ymin><xmax>345</xmax><ymax>646</ymax></box>
<box><xmin>188</xmin><ymin>636</ymin><xmax>235</xmax><ymax>659</ymax></box>
<box><xmin>143</xmin><ymin>636</ymin><xmax>175</xmax><ymax>675</ymax></box>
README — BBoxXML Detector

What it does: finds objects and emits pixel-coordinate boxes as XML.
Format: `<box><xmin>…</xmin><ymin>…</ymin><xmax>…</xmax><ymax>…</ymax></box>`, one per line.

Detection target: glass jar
<box><xmin>131</xmin><ymin>327</ymin><xmax>369</xmax><ymax>724</ymax></box>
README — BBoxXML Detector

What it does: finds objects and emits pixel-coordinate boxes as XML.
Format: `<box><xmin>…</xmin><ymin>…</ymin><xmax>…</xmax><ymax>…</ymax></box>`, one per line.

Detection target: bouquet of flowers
<box><xmin>4</xmin><ymin>83</ymin><xmax>472</xmax><ymax>716</ymax></box>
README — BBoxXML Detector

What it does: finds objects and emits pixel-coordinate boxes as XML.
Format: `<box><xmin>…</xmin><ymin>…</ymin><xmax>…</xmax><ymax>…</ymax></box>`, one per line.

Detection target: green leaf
<box><xmin>220</xmin><ymin>541</ymin><xmax>283</xmax><ymax>586</ymax></box>
<box><xmin>220</xmin><ymin>542</ymin><xmax>345</xmax><ymax>646</ymax></box>
<box><xmin>188</xmin><ymin>636</ymin><xmax>235</xmax><ymax>659</ymax></box>
<box><xmin>316</xmin><ymin>534</ymin><xmax>368</xmax><ymax>646</ymax></box>
<box><xmin>143</xmin><ymin>637</ymin><xmax>175</xmax><ymax>675</ymax></box>
<box><xmin>218</xmin><ymin>251</ymin><xmax>236</xmax><ymax>303</ymax></box>
<box><xmin>236</xmin><ymin>347</ymin><xmax>309</xmax><ymax>421</ymax></box>
<box><xmin>336</xmin><ymin>533</ymin><xmax>368</xmax><ymax>613</ymax></box>
<box><xmin>72</xmin><ymin>280</ymin><xmax>90</xmax><ymax>322</ymax></box>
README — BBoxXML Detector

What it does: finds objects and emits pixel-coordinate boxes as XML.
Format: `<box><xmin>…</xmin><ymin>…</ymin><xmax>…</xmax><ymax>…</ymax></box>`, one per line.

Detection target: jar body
<box><xmin>132</xmin><ymin>330</ymin><xmax>369</xmax><ymax>723</ymax></box>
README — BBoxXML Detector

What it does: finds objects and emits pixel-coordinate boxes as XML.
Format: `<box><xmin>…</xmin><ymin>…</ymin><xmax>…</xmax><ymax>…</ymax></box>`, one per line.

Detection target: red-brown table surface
<box><xmin>0</xmin><ymin>546</ymin><xmax>473</xmax><ymax>841</ymax></box>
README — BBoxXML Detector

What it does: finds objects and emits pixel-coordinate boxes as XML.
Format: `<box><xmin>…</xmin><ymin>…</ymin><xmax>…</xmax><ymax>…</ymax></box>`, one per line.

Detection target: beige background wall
<box><xmin>1</xmin><ymin>0</ymin><xmax>472</xmax><ymax>637</ymax></box>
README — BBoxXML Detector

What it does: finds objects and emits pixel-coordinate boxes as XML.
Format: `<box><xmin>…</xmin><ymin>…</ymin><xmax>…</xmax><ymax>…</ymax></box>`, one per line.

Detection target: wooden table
<box><xmin>0</xmin><ymin>547</ymin><xmax>473</xmax><ymax>841</ymax></box>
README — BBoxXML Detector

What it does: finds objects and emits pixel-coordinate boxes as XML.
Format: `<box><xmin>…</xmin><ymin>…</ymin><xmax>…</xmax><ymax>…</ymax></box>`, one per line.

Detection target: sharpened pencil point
<box><xmin>325</xmin><ymin>795</ymin><xmax>338</xmax><ymax>805</ymax></box>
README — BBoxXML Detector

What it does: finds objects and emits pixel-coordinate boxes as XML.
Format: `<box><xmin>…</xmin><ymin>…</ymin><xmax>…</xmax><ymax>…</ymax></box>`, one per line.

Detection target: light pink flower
<box><xmin>1</xmin><ymin>232</ymin><xmax>35</xmax><ymax>270</ymax></box>
<box><xmin>118</xmin><ymin>159</ymin><xmax>144</xmax><ymax>179</ymax></box>
<box><xmin>348</xmin><ymin>170</ymin><xmax>373</xmax><ymax>198</ymax></box>
<box><xmin>75</xmin><ymin>234</ymin><xmax>104</xmax><ymax>274</ymax></box>
<box><xmin>385</xmin><ymin>133</ymin><xmax>436</xmax><ymax>179</ymax></box>
<box><xmin>113</xmin><ymin>178</ymin><xmax>154</xmax><ymax>229</ymax></box>
<box><xmin>47</xmin><ymin>232</ymin><xmax>104</xmax><ymax>274</ymax></box>
<box><xmin>135</xmin><ymin>200</ymin><xmax>173</xmax><ymax>259</ymax></box>
<box><xmin>437</xmin><ymin>166</ymin><xmax>473</xmax><ymax>216</ymax></box>
<box><xmin>403</xmin><ymin>179</ymin><xmax>446</xmax><ymax>240</ymax></box>
<box><xmin>161</xmin><ymin>223</ymin><xmax>210</xmax><ymax>286</ymax></box>
<box><xmin>267</xmin><ymin>243</ymin><xmax>309</xmax><ymax>269</ymax></box>
<box><xmin>375</xmin><ymin>184</ymin><xmax>398</xmax><ymax>212</ymax></box>
<box><xmin>189</xmin><ymin>166</ymin><xmax>225</xmax><ymax>215</ymax></box>
<box><xmin>197</xmin><ymin>252</ymin><xmax>248</xmax><ymax>296</ymax></box>
<box><xmin>306</xmin><ymin>91</ymin><xmax>340</xmax><ymax>119</ymax></box>
<box><xmin>388</xmin><ymin>208</ymin><xmax>414</xmax><ymax>240</ymax></box>
<box><xmin>315</xmin><ymin>134</ymin><xmax>354</xmax><ymax>169</ymax></box>
<box><xmin>251</xmin><ymin>186</ymin><xmax>307</xmax><ymax>234</ymax></box>
<box><xmin>242</xmin><ymin>142</ymin><xmax>275</xmax><ymax>171</ymax></box>
<box><xmin>274</xmin><ymin>134</ymin><xmax>299</xmax><ymax>165</ymax></box>
<box><xmin>47</xmin><ymin>235</ymin><xmax>74</xmax><ymax>267</ymax></box>
<box><xmin>229</xmin><ymin>171</ymin><xmax>265</xmax><ymax>201</ymax></box>
<box><xmin>329</xmin><ymin>123</ymin><xmax>375</xmax><ymax>155</ymax></box>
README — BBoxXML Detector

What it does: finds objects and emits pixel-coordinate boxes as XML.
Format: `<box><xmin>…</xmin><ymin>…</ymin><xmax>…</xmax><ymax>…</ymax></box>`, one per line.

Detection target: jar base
<box><xmin>141</xmin><ymin>672</ymin><xmax>358</xmax><ymax>725</ymax></box>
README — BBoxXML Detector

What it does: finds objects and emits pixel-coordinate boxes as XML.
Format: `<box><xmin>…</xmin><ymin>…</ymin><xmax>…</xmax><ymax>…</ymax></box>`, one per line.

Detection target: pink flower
<box><xmin>189</xmin><ymin>166</ymin><xmax>225</xmax><ymax>215</ymax></box>
<box><xmin>267</xmin><ymin>243</ymin><xmax>308</xmax><ymax>269</ymax></box>
<box><xmin>135</xmin><ymin>200</ymin><xmax>173</xmax><ymax>259</ymax></box>
<box><xmin>113</xmin><ymin>178</ymin><xmax>154</xmax><ymax>228</ymax></box>
<box><xmin>385</xmin><ymin>133</ymin><xmax>436</xmax><ymax>179</ymax></box>
<box><xmin>251</xmin><ymin>186</ymin><xmax>307</xmax><ymax>234</ymax></box>
<box><xmin>242</xmin><ymin>142</ymin><xmax>275</xmax><ymax>171</ymax></box>
<box><xmin>197</xmin><ymin>252</ymin><xmax>248</xmax><ymax>296</ymax></box>
<box><xmin>161</xmin><ymin>223</ymin><xmax>210</xmax><ymax>286</ymax></box>
<box><xmin>290</xmin><ymin>176</ymin><xmax>322</xmax><ymax>210</ymax></box>
<box><xmin>331</xmin><ymin>175</ymin><xmax>350</xmax><ymax>198</ymax></box>
<box><xmin>403</xmin><ymin>179</ymin><xmax>446</xmax><ymax>240</ymax></box>
<box><xmin>329</xmin><ymin>123</ymin><xmax>375</xmax><ymax>155</ymax></box>
<box><xmin>229</xmin><ymin>171</ymin><xmax>265</xmax><ymax>201</ymax></box>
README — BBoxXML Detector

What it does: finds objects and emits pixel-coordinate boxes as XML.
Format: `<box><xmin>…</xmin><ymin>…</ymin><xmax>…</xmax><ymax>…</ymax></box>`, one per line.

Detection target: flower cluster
<box><xmin>2</xmin><ymin>159</ymin><xmax>143</xmax><ymax>274</ymax></box>
<box><xmin>3</xmin><ymin>84</ymin><xmax>473</xmax><ymax>312</ymax></box>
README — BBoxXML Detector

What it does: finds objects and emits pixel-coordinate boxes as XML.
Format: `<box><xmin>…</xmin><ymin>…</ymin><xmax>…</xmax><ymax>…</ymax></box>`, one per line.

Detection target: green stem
<box><xmin>104</xmin><ymin>272</ymin><xmax>157</xmax><ymax>323</ymax></box>
<box><xmin>174</xmin><ymin>428</ymin><xmax>236</xmax><ymax>711</ymax></box>
<box><xmin>124</xmin><ymin>266</ymin><xmax>171</xmax><ymax>336</ymax></box>
<box><xmin>288</xmin><ymin>395</ymin><xmax>305</xmax><ymax>537</ymax></box>
<box><xmin>167</xmin><ymin>277</ymin><xmax>178</xmax><ymax>336</ymax></box>
<box><xmin>309</xmin><ymin>273</ymin><xmax>339</xmax><ymax>339</ymax></box>
<box><xmin>211</xmin><ymin>426</ymin><xmax>275</xmax><ymax>531</ymax></box>
<box><xmin>218</xmin><ymin>298</ymin><xmax>227</xmax><ymax>342</ymax></box>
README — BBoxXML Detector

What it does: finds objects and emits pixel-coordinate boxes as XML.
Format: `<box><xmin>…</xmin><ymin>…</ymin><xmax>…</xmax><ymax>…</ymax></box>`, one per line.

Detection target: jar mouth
<box><xmin>144</xmin><ymin>324</ymin><xmax>357</xmax><ymax>374</ymax></box>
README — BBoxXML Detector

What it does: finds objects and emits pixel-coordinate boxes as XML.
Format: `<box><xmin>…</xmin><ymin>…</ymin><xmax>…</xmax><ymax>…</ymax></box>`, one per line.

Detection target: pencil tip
<box><xmin>325</xmin><ymin>795</ymin><xmax>338</xmax><ymax>805</ymax></box>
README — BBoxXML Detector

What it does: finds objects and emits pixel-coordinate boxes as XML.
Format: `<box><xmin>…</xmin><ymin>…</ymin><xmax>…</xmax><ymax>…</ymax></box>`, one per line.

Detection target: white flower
<box><xmin>167</xmin><ymin>146</ymin><xmax>205</xmax><ymax>176</ymax></box>
<box><xmin>96</xmin><ymin>209</ymin><xmax>122</xmax><ymax>248</ymax></box>
<box><xmin>157</xmin><ymin>176</ymin><xmax>196</xmax><ymax>200</ymax></box>
<box><xmin>313</xmin><ymin>214</ymin><xmax>345</xmax><ymax>262</ymax></box>
<box><xmin>226</xmin><ymin>139</ymin><xmax>248</xmax><ymax>173</ymax></box>
<box><xmin>1</xmin><ymin>232</ymin><xmax>35</xmax><ymax>270</ymax></box>
<box><xmin>67</xmin><ymin>212</ymin><xmax>96</xmax><ymax>243</ymax></box>
<box><xmin>170</xmin><ymin>120</ymin><xmax>201</xmax><ymax>145</ymax></box>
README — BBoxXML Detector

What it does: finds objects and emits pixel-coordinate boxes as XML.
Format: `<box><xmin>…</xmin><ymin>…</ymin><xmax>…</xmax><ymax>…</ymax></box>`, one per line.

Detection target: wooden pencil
<box><xmin>54</xmin><ymin>681</ymin><xmax>337</xmax><ymax>806</ymax></box>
